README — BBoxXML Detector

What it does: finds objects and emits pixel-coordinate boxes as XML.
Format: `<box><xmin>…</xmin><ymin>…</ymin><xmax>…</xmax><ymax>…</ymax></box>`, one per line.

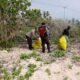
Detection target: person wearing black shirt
<box><xmin>62</xmin><ymin>26</ymin><xmax>70</xmax><ymax>37</ymax></box>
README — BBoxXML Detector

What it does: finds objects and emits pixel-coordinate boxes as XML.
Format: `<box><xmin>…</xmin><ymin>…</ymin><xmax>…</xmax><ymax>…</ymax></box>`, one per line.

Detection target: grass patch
<box><xmin>36</xmin><ymin>57</ymin><xmax>43</xmax><ymax>61</ymax></box>
<box><xmin>20</xmin><ymin>53</ymin><xmax>31</xmax><ymax>60</ymax></box>
<box><xmin>3</xmin><ymin>68</ymin><xmax>12</xmax><ymax>80</ymax></box>
<box><xmin>12</xmin><ymin>66</ymin><xmax>22</xmax><ymax>78</ymax></box>
<box><xmin>67</xmin><ymin>64</ymin><xmax>73</xmax><ymax>69</ymax></box>
<box><xmin>50</xmin><ymin>49</ymin><xmax>66</xmax><ymax>58</ymax></box>
<box><xmin>25</xmin><ymin>64</ymin><xmax>37</xmax><ymax>79</ymax></box>
<box><xmin>20</xmin><ymin>51</ymin><xmax>42</xmax><ymax>62</ymax></box>
<box><xmin>72</xmin><ymin>55</ymin><xmax>80</xmax><ymax>62</ymax></box>
<box><xmin>30</xmin><ymin>51</ymin><xmax>40</xmax><ymax>58</ymax></box>
<box><xmin>28</xmin><ymin>64</ymin><xmax>36</xmax><ymax>69</ymax></box>
<box><xmin>44</xmin><ymin>59</ymin><xmax>56</xmax><ymax>64</ymax></box>
<box><xmin>17</xmin><ymin>76</ymin><xmax>25</xmax><ymax>80</ymax></box>
<box><xmin>0</xmin><ymin>64</ymin><xmax>3</xmax><ymax>69</ymax></box>
<box><xmin>63</xmin><ymin>76</ymin><xmax>68</xmax><ymax>80</ymax></box>
<box><xmin>45</xmin><ymin>68</ymin><xmax>51</xmax><ymax>76</ymax></box>
<box><xmin>25</xmin><ymin>71</ymin><xmax>33</xmax><ymax>79</ymax></box>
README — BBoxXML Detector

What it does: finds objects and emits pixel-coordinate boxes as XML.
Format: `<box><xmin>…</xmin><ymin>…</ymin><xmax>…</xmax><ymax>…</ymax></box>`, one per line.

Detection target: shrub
<box><xmin>72</xmin><ymin>55</ymin><xmax>80</xmax><ymax>62</ymax></box>
<box><xmin>45</xmin><ymin>68</ymin><xmax>51</xmax><ymax>76</ymax></box>
<box><xmin>3</xmin><ymin>68</ymin><xmax>12</xmax><ymax>80</ymax></box>
<box><xmin>28</xmin><ymin>64</ymin><xmax>36</xmax><ymax>69</ymax></box>
<box><xmin>12</xmin><ymin>67</ymin><xmax>22</xmax><ymax>77</ymax></box>
<box><xmin>25</xmin><ymin>64</ymin><xmax>37</xmax><ymax>79</ymax></box>
<box><xmin>20</xmin><ymin>53</ymin><xmax>31</xmax><ymax>60</ymax></box>
<box><xmin>25</xmin><ymin>71</ymin><xmax>33</xmax><ymax>79</ymax></box>
<box><xmin>30</xmin><ymin>51</ymin><xmax>40</xmax><ymax>58</ymax></box>
<box><xmin>67</xmin><ymin>64</ymin><xmax>73</xmax><ymax>69</ymax></box>
<box><xmin>36</xmin><ymin>57</ymin><xmax>43</xmax><ymax>61</ymax></box>
<box><xmin>51</xmin><ymin>49</ymin><xmax>66</xmax><ymax>58</ymax></box>
<box><xmin>63</xmin><ymin>76</ymin><xmax>68</xmax><ymax>80</ymax></box>
<box><xmin>17</xmin><ymin>76</ymin><xmax>25</xmax><ymax>80</ymax></box>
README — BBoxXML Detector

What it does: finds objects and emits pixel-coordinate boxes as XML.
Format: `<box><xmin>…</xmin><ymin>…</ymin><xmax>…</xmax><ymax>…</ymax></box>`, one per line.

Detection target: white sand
<box><xmin>0</xmin><ymin>47</ymin><xmax>80</xmax><ymax>80</ymax></box>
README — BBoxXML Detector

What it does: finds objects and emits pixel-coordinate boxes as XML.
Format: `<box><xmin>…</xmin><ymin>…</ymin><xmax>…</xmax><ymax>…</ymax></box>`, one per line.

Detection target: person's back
<box><xmin>38</xmin><ymin>22</ymin><xmax>51</xmax><ymax>53</ymax></box>
<box><xmin>38</xmin><ymin>25</ymin><xmax>47</xmax><ymax>37</ymax></box>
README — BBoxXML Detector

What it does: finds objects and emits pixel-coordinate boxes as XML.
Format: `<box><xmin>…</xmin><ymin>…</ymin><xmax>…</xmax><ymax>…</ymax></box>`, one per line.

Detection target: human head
<box><xmin>41</xmin><ymin>22</ymin><xmax>45</xmax><ymax>25</ymax></box>
<box><xmin>67</xmin><ymin>26</ymin><xmax>70</xmax><ymax>30</ymax></box>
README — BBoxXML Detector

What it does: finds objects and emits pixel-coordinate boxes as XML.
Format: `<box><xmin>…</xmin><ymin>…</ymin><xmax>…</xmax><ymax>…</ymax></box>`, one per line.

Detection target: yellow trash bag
<box><xmin>33</xmin><ymin>37</ymin><xmax>42</xmax><ymax>49</ymax></box>
<box><xmin>59</xmin><ymin>35</ymin><xmax>67</xmax><ymax>50</ymax></box>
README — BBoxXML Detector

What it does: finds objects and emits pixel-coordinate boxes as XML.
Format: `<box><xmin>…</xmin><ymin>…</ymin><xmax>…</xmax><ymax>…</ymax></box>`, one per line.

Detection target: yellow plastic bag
<box><xmin>33</xmin><ymin>37</ymin><xmax>42</xmax><ymax>49</ymax></box>
<box><xmin>59</xmin><ymin>35</ymin><xmax>67</xmax><ymax>50</ymax></box>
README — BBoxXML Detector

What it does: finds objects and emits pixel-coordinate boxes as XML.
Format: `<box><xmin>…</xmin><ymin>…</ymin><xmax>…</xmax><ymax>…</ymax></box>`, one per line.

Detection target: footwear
<box><xmin>48</xmin><ymin>51</ymin><xmax>51</xmax><ymax>53</ymax></box>
<box><xmin>42</xmin><ymin>51</ymin><xmax>45</xmax><ymax>53</ymax></box>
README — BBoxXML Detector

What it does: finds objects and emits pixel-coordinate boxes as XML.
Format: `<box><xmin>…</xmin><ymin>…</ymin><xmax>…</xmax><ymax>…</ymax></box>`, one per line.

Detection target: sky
<box><xmin>30</xmin><ymin>0</ymin><xmax>80</xmax><ymax>20</ymax></box>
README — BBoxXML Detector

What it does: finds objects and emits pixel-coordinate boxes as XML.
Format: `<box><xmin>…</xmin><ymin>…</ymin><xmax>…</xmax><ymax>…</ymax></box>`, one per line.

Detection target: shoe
<box><xmin>48</xmin><ymin>51</ymin><xmax>51</xmax><ymax>53</ymax></box>
<box><xmin>42</xmin><ymin>51</ymin><xmax>45</xmax><ymax>53</ymax></box>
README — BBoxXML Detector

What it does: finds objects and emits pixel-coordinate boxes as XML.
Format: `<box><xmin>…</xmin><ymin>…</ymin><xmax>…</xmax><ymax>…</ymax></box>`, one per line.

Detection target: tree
<box><xmin>0</xmin><ymin>0</ymin><xmax>31</xmax><ymax>40</ymax></box>
<box><xmin>26</xmin><ymin>9</ymin><xmax>42</xmax><ymax>27</ymax></box>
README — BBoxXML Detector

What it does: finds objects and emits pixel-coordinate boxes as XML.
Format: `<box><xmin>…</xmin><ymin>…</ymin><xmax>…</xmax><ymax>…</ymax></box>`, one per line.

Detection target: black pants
<box><xmin>26</xmin><ymin>35</ymin><xmax>33</xmax><ymax>50</ymax></box>
<box><xmin>41</xmin><ymin>36</ymin><xmax>50</xmax><ymax>53</ymax></box>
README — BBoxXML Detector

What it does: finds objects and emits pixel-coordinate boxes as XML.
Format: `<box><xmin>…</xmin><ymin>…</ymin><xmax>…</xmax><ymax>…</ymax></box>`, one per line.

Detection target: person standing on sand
<box><xmin>38</xmin><ymin>22</ymin><xmax>51</xmax><ymax>53</ymax></box>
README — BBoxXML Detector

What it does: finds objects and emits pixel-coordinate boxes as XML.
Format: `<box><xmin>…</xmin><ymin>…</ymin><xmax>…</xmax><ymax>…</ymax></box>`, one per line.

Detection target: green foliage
<box><xmin>36</xmin><ymin>57</ymin><xmax>43</xmax><ymax>61</ymax></box>
<box><xmin>17</xmin><ymin>76</ymin><xmax>25</xmax><ymax>80</ymax></box>
<box><xmin>72</xmin><ymin>55</ymin><xmax>80</xmax><ymax>62</ymax></box>
<box><xmin>45</xmin><ymin>68</ymin><xmax>51</xmax><ymax>76</ymax></box>
<box><xmin>0</xmin><ymin>0</ymin><xmax>31</xmax><ymax>48</ymax></box>
<box><xmin>20</xmin><ymin>53</ymin><xmax>31</xmax><ymax>60</ymax></box>
<box><xmin>3</xmin><ymin>68</ymin><xmax>12</xmax><ymax>80</ymax></box>
<box><xmin>25</xmin><ymin>64</ymin><xmax>36</xmax><ymax>79</ymax></box>
<box><xmin>25</xmin><ymin>71</ymin><xmax>33</xmax><ymax>79</ymax></box>
<box><xmin>51</xmin><ymin>49</ymin><xmax>66</xmax><ymax>58</ymax></box>
<box><xmin>67</xmin><ymin>64</ymin><xmax>73</xmax><ymax>69</ymax></box>
<box><xmin>12</xmin><ymin>67</ymin><xmax>22</xmax><ymax>78</ymax></box>
<box><xmin>63</xmin><ymin>76</ymin><xmax>68</xmax><ymax>80</ymax></box>
<box><xmin>0</xmin><ymin>64</ymin><xmax>3</xmax><ymax>69</ymax></box>
<box><xmin>30</xmin><ymin>51</ymin><xmax>40</xmax><ymax>58</ymax></box>
<box><xmin>26</xmin><ymin>9</ymin><xmax>42</xmax><ymax>27</ymax></box>
<box><xmin>0</xmin><ymin>39</ymin><xmax>17</xmax><ymax>48</ymax></box>
<box><xmin>50</xmin><ymin>36</ymin><xmax>59</xmax><ymax>44</ymax></box>
<box><xmin>28</xmin><ymin>64</ymin><xmax>36</xmax><ymax>69</ymax></box>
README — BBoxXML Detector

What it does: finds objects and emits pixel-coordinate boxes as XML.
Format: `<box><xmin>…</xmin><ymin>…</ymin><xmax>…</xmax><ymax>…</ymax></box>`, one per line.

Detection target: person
<box><xmin>62</xmin><ymin>26</ymin><xmax>71</xmax><ymax>42</ymax></box>
<box><xmin>26</xmin><ymin>28</ymin><xmax>38</xmax><ymax>50</ymax></box>
<box><xmin>38</xmin><ymin>22</ymin><xmax>51</xmax><ymax>53</ymax></box>
<box><xmin>62</xmin><ymin>26</ymin><xmax>70</xmax><ymax>37</ymax></box>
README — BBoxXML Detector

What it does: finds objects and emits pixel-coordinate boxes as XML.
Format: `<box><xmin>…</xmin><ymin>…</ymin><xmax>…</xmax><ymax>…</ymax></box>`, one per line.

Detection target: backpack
<box><xmin>38</xmin><ymin>26</ymin><xmax>46</xmax><ymax>37</ymax></box>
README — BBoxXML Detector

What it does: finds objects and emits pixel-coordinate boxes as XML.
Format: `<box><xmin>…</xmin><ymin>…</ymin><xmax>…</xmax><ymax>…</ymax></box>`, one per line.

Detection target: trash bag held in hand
<box><xmin>59</xmin><ymin>35</ymin><xmax>67</xmax><ymax>50</ymax></box>
<box><xmin>33</xmin><ymin>37</ymin><xmax>42</xmax><ymax>49</ymax></box>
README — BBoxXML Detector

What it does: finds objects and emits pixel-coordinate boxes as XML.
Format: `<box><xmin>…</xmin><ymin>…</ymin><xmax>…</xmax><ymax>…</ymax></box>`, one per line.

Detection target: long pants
<box><xmin>41</xmin><ymin>36</ymin><xmax>50</xmax><ymax>53</ymax></box>
<box><xmin>26</xmin><ymin>35</ymin><xmax>33</xmax><ymax>50</ymax></box>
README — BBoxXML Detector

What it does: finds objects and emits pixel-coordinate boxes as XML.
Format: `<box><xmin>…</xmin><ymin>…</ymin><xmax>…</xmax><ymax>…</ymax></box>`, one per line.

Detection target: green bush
<box><xmin>12</xmin><ymin>67</ymin><xmax>22</xmax><ymax>77</ymax></box>
<box><xmin>25</xmin><ymin>64</ymin><xmax>37</xmax><ymax>79</ymax></box>
<box><xmin>30</xmin><ymin>51</ymin><xmax>40</xmax><ymax>58</ymax></box>
<box><xmin>28</xmin><ymin>64</ymin><xmax>36</xmax><ymax>69</ymax></box>
<box><xmin>36</xmin><ymin>57</ymin><xmax>43</xmax><ymax>61</ymax></box>
<box><xmin>3</xmin><ymin>68</ymin><xmax>12</xmax><ymax>80</ymax></box>
<box><xmin>0</xmin><ymin>39</ymin><xmax>16</xmax><ymax>48</ymax></box>
<box><xmin>45</xmin><ymin>68</ymin><xmax>51</xmax><ymax>75</ymax></box>
<box><xmin>51</xmin><ymin>49</ymin><xmax>66</xmax><ymax>58</ymax></box>
<box><xmin>72</xmin><ymin>56</ymin><xmax>80</xmax><ymax>62</ymax></box>
<box><xmin>25</xmin><ymin>71</ymin><xmax>33</xmax><ymax>79</ymax></box>
<box><xmin>17</xmin><ymin>76</ymin><xmax>25</xmax><ymax>80</ymax></box>
<box><xmin>20</xmin><ymin>53</ymin><xmax>31</xmax><ymax>60</ymax></box>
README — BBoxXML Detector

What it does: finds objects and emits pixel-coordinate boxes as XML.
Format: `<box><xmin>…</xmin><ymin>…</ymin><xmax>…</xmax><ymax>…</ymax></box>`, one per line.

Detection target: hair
<box><xmin>41</xmin><ymin>22</ymin><xmax>45</xmax><ymax>25</ymax></box>
<box><xmin>67</xmin><ymin>26</ymin><xmax>70</xmax><ymax>30</ymax></box>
